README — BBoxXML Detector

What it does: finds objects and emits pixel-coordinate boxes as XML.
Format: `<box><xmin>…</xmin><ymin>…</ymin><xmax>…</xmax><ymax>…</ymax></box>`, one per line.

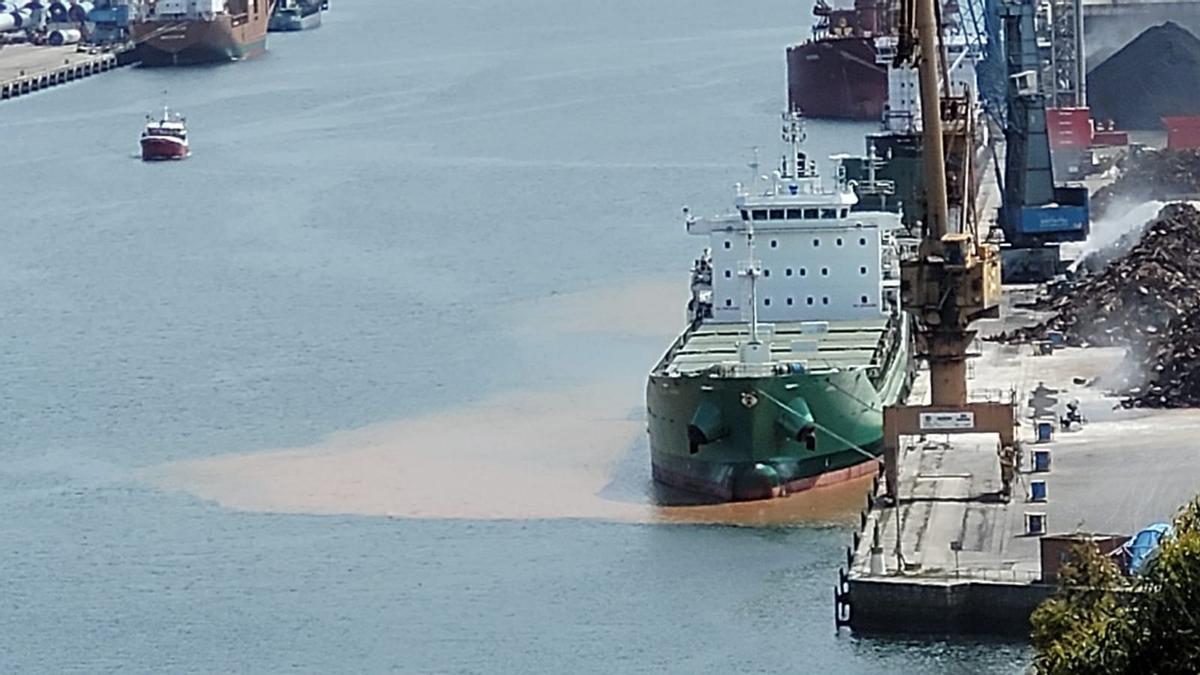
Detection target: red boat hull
<box><xmin>786</xmin><ymin>37</ymin><xmax>887</xmax><ymax>120</ymax></box>
<box><xmin>141</xmin><ymin>137</ymin><xmax>188</xmax><ymax>161</ymax></box>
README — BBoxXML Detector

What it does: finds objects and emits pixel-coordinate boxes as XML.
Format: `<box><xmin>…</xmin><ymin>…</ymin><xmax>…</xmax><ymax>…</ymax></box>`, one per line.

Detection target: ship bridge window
<box><xmin>752</xmin><ymin>210</ymin><xmax>768</xmax><ymax>221</ymax></box>
<box><xmin>841</xmin><ymin>208</ymin><xmax>849</xmax><ymax>218</ymax></box>
<box><xmin>740</xmin><ymin>209</ymin><xmax>749</xmax><ymax>221</ymax></box>
<box><xmin>769</xmin><ymin>209</ymin><xmax>785</xmax><ymax>220</ymax></box>
<box><xmin>803</xmin><ymin>208</ymin><xmax>819</xmax><ymax>219</ymax></box>
<box><xmin>786</xmin><ymin>208</ymin><xmax>802</xmax><ymax>219</ymax></box>
<box><xmin>820</xmin><ymin>208</ymin><xmax>837</xmax><ymax>219</ymax></box>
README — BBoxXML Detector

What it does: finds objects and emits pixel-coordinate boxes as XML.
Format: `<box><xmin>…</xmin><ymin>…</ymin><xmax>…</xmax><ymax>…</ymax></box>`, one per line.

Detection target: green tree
<box><xmin>1031</xmin><ymin>498</ymin><xmax>1200</xmax><ymax>674</ymax></box>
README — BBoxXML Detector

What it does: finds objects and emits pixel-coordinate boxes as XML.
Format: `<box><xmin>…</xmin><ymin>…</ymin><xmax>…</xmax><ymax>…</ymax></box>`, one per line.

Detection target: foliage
<box><xmin>1031</xmin><ymin>498</ymin><xmax>1200</xmax><ymax>674</ymax></box>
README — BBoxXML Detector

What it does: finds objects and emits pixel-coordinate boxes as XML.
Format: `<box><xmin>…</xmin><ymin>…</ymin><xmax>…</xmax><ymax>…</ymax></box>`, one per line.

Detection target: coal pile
<box><xmin>1089</xmin><ymin>22</ymin><xmax>1200</xmax><ymax>130</ymax></box>
<box><xmin>997</xmin><ymin>203</ymin><xmax>1200</xmax><ymax>407</ymax></box>
<box><xmin>1091</xmin><ymin>147</ymin><xmax>1200</xmax><ymax>219</ymax></box>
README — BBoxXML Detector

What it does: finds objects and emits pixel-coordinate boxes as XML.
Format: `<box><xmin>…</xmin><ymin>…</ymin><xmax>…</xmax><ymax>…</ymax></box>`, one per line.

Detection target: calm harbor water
<box><xmin>1</xmin><ymin>1</ymin><xmax>1029</xmax><ymax>671</ymax></box>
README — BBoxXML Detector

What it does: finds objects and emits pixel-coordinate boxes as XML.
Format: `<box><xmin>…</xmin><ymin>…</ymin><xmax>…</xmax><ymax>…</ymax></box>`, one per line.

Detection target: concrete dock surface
<box><xmin>1</xmin><ymin>45</ymin><xmax>93</xmax><ymax>79</ymax></box>
<box><xmin>846</xmin><ymin>296</ymin><xmax>1200</xmax><ymax>633</ymax></box>
<box><xmin>1</xmin><ymin>44</ymin><xmax>121</xmax><ymax>100</ymax></box>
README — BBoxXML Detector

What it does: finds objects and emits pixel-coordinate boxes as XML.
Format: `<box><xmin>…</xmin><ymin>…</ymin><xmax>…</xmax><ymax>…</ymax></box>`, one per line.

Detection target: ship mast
<box><xmin>742</xmin><ymin>223</ymin><xmax>762</xmax><ymax>346</ymax></box>
<box><xmin>781</xmin><ymin>111</ymin><xmax>806</xmax><ymax>179</ymax></box>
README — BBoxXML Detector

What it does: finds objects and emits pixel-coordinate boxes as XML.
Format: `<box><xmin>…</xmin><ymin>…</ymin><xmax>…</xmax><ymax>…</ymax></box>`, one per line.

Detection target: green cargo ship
<box><xmin>647</xmin><ymin>113</ymin><xmax>915</xmax><ymax>501</ymax></box>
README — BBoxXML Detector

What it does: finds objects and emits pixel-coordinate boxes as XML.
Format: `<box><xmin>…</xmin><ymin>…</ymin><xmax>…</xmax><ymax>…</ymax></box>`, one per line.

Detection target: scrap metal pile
<box><xmin>997</xmin><ymin>203</ymin><xmax>1200</xmax><ymax>408</ymax></box>
<box><xmin>1092</xmin><ymin>148</ymin><xmax>1200</xmax><ymax>218</ymax></box>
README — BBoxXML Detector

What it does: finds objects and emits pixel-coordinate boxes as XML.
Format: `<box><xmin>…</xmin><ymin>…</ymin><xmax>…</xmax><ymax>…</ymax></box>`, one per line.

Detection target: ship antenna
<box><xmin>868</xmin><ymin>139</ymin><xmax>878</xmax><ymax>185</ymax></box>
<box><xmin>748</xmin><ymin>146</ymin><xmax>760</xmax><ymax>193</ymax></box>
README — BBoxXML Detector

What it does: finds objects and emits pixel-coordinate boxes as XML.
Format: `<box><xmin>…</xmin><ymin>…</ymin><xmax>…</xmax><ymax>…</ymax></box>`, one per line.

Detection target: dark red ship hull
<box><xmin>786</xmin><ymin>37</ymin><xmax>887</xmax><ymax>120</ymax></box>
<box><xmin>141</xmin><ymin>137</ymin><xmax>189</xmax><ymax>161</ymax></box>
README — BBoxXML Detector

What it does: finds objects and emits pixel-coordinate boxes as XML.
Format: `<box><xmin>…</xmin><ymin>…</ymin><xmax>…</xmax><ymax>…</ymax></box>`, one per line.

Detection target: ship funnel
<box><xmin>687</xmin><ymin>401</ymin><xmax>728</xmax><ymax>454</ymax></box>
<box><xmin>777</xmin><ymin>397</ymin><xmax>817</xmax><ymax>450</ymax></box>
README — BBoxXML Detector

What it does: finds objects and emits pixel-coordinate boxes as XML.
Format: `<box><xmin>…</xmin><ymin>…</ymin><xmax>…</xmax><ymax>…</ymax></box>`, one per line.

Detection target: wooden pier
<box><xmin>0</xmin><ymin>44</ymin><xmax>124</xmax><ymax>101</ymax></box>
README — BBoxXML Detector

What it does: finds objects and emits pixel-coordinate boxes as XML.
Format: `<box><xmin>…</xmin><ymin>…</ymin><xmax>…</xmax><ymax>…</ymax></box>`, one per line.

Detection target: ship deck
<box><xmin>661</xmin><ymin>318</ymin><xmax>890</xmax><ymax>376</ymax></box>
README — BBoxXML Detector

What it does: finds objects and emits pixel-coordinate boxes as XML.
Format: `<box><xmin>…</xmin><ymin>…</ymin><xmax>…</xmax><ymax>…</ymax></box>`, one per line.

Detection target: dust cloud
<box><xmin>146</xmin><ymin>279</ymin><xmax>871</xmax><ymax>525</ymax></box>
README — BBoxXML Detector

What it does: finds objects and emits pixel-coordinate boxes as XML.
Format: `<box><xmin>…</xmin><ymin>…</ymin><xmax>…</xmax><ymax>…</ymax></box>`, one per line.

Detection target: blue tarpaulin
<box><xmin>1124</xmin><ymin>523</ymin><xmax>1173</xmax><ymax>575</ymax></box>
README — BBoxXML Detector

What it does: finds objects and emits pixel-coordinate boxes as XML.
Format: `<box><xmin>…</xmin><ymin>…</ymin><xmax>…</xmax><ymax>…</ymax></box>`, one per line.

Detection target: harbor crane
<box><xmin>881</xmin><ymin>0</ymin><xmax>1019</xmax><ymax>504</ymax></box>
<box><xmin>994</xmin><ymin>0</ymin><xmax>1091</xmax><ymax>282</ymax></box>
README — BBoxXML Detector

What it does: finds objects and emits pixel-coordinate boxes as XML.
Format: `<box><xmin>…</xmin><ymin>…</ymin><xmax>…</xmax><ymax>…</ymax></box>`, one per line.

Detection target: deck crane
<box><xmin>881</xmin><ymin>0</ymin><xmax>1019</xmax><ymax>505</ymax></box>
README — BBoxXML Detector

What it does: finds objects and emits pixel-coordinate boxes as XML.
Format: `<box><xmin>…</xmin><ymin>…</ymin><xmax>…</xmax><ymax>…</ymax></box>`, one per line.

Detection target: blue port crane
<box><xmin>995</xmin><ymin>0</ymin><xmax>1090</xmax><ymax>282</ymax></box>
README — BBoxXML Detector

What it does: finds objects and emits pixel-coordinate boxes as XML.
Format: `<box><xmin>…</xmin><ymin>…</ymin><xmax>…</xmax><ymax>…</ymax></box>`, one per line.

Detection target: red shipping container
<box><xmin>1047</xmin><ymin>107</ymin><xmax>1093</xmax><ymax>149</ymax></box>
<box><xmin>1091</xmin><ymin>130</ymin><xmax>1129</xmax><ymax>147</ymax></box>
<box><xmin>1164</xmin><ymin>116</ymin><xmax>1200</xmax><ymax>150</ymax></box>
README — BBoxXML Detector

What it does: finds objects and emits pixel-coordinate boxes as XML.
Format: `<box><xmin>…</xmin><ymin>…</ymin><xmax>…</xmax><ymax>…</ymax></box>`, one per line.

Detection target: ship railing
<box><xmin>965</xmin><ymin>387</ymin><xmax>1016</xmax><ymax>404</ymax></box>
<box><xmin>884</xmin><ymin>566</ymin><xmax>1042</xmax><ymax>584</ymax></box>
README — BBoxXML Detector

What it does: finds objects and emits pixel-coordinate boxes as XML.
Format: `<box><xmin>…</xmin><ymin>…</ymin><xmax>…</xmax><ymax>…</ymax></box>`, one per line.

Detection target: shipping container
<box><xmin>1046</xmin><ymin>107</ymin><xmax>1093</xmax><ymax>149</ymax></box>
<box><xmin>1164</xmin><ymin>116</ymin><xmax>1200</xmax><ymax>150</ymax></box>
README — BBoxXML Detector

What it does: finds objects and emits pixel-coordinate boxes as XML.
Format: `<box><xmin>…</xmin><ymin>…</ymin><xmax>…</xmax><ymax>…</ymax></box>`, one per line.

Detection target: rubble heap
<box><xmin>998</xmin><ymin>203</ymin><xmax>1200</xmax><ymax>408</ymax></box>
<box><xmin>1089</xmin><ymin>22</ymin><xmax>1200</xmax><ymax>130</ymax></box>
<box><xmin>1091</xmin><ymin>148</ymin><xmax>1200</xmax><ymax>219</ymax></box>
<box><xmin>1128</xmin><ymin>306</ymin><xmax>1200</xmax><ymax>407</ymax></box>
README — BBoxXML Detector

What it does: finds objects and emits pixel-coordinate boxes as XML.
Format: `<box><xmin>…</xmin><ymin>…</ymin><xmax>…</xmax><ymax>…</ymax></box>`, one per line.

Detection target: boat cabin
<box><xmin>685</xmin><ymin>116</ymin><xmax>904</xmax><ymax>327</ymax></box>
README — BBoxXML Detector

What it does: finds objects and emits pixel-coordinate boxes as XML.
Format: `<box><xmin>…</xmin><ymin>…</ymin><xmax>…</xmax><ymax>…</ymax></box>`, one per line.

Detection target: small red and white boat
<box><xmin>140</xmin><ymin>107</ymin><xmax>189</xmax><ymax>161</ymax></box>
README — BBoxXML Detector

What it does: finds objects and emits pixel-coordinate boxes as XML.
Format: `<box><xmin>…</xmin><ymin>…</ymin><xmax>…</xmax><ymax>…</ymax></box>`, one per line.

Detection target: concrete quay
<box><xmin>839</xmin><ymin>296</ymin><xmax>1200</xmax><ymax>635</ymax></box>
<box><xmin>0</xmin><ymin>44</ymin><xmax>124</xmax><ymax>101</ymax></box>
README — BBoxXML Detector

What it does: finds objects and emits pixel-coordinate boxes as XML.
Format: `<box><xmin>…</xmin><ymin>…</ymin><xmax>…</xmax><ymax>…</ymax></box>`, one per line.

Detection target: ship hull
<box><xmin>647</xmin><ymin>322</ymin><xmax>912</xmax><ymax>502</ymax></box>
<box><xmin>786</xmin><ymin>37</ymin><xmax>887</xmax><ymax>120</ymax></box>
<box><xmin>141</xmin><ymin>137</ymin><xmax>189</xmax><ymax>161</ymax></box>
<box><xmin>132</xmin><ymin>5</ymin><xmax>272</xmax><ymax>66</ymax></box>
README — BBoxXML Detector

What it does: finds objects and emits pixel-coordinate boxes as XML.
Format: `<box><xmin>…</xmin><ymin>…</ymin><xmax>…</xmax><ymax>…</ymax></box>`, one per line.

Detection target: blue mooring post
<box><xmin>1029</xmin><ymin>479</ymin><xmax>1047</xmax><ymax>502</ymax></box>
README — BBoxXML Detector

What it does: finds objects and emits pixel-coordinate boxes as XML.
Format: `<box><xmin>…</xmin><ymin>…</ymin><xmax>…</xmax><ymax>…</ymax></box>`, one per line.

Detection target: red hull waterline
<box><xmin>786</xmin><ymin>37</ymin><xmax>887</xmax><ymax>120</ymax></box>
<box><xmin>141</xmin><ymin>138</ymin><xmax>188</xmax><ymax>161</ymax></box>
<box><xmin>653</xmin><ymin>458</ymin><xmax>881</xmax><ymax>501</ymax></box>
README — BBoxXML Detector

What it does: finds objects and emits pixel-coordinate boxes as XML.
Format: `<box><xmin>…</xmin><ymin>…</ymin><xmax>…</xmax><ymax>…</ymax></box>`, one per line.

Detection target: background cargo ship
<box><xmin>646</xmin><ymin>114</ymin><xmax>914</xmax><ymax>502</ymax></box>
<box><xmin>844</xmin><ymin>30</ymin><xmax>990</xmax><ymax>227</ymax></box>
<box><xmin>268</xmin><ymin>0</ymin><xmax>321</xmax><ymax>32</ymax></box>
<box><xmin>786</xmin><ymin>0</ymin><xmax>890</xmax><ymax>119</ymax></box>
<box><xmin>132</xmin><ymin>0</ymin><xmax>274</xmax><ymax>66</ymax></box>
